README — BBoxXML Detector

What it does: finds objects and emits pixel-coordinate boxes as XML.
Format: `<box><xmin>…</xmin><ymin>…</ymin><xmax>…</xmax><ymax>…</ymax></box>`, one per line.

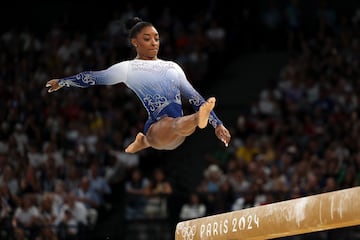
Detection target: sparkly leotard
<box><xmin>58</xmin><ymin>59</ymin><xmax>223</xmax><ymax>133</ymax></box>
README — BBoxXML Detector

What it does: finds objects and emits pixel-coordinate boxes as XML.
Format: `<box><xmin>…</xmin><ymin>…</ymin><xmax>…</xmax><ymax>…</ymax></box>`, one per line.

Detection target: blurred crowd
<box><xmin>0</xmin><ymin>0</ymin><xmax>359</xmax><ymax>240</ymax></box>
<box><xmin>0</xmin><ymin>1</ymin><xmax>229</xmax><ymax>239</ymax></box>
<box><xmin>186</xmin><ymin>2</ymin><xmax>360</xmax><ymax>239</ymax></box>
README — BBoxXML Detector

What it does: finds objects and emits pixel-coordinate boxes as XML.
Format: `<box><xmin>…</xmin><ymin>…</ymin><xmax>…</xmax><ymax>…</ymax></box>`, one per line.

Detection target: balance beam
<box><xmin>175</xmin><ymin>187</ymin><xmax>360</xmax><ymax>240</ymax></box>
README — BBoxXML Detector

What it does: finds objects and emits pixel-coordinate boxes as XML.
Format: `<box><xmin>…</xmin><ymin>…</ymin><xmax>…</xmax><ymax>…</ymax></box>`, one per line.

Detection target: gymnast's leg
<box><xmin>171</xmin><ymin>97</ymin><xmax>216</xmax><ymax>135</ymax></box>
<box><xmin>125</xmin><ymin>97</ymin><xmax>216</xmax><ymax>153</ymax></box>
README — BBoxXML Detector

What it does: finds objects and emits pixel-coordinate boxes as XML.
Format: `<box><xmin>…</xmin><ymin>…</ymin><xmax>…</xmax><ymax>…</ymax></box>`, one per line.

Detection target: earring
<box><xmin>134</xmin><ymin>45</ymin><xmax>138</xmax><ymax>48</ymax></box>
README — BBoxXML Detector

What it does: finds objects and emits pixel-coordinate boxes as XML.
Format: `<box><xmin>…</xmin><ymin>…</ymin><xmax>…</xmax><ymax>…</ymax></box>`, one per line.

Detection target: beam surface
<box><xmin>175</xmin><ymin>187</ymin><xmax>360</xmax><ymax>240</ymax></box>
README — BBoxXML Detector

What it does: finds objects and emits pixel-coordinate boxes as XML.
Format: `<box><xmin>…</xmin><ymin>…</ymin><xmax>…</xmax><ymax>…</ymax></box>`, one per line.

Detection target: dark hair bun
<box><xmin>124</xmin><ymin>17</ymin><xmax>143</xmax><ymax>31</ymax></box>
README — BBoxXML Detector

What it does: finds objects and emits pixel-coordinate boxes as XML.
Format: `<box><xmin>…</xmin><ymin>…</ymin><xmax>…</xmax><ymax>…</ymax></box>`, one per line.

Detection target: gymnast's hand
<box><xmin>215</xmin><ymin>124</ymin><xmax>231</xmax><ymax>147</ymax></box>
<box><xmin>45</xmin><ymin>79</ymin><xmax>62</xmax><ymax>93</ymax></box>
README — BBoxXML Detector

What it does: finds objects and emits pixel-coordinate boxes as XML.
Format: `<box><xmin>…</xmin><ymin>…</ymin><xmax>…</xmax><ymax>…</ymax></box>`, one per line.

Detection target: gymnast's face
<box><xmin>132</xmin><ymin>26</ymin><xmax>160</xmax><ymax>60</ymax></box>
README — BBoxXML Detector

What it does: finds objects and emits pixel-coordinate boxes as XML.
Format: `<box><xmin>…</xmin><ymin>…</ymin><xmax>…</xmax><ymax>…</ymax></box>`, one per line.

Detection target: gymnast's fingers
<box><xmin>46</xmin><ymin>79</ymin><xmax>60</xmax><ymax>93</ymax></box>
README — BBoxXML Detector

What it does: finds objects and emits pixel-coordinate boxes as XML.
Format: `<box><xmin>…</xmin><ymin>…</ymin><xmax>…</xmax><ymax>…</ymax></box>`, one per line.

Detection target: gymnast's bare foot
<box><xmin>125</xmin><ymin>132</ymin><xmax>149</xmax><ymax>153</ymax></box>
<box><xmin>198</xmin><ymin>97</ymin><xmax>216</xmax><ymax>129</ymax></box>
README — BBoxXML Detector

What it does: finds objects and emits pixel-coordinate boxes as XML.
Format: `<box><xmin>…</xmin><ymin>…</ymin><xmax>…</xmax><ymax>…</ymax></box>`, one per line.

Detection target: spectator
<box><xmin>144</xmin><ymin>167</ymin><xmax>173</xmax><ymax>218</ymax></box>
<box><xmin>51</xmin><ymin>180</ymin><xmax>67</xmax><ymax>219</ymax></box>
<box><xmin>18</xmin><ymin>165</ymin><xmax>41</xmax><ymax>196</ymax></box>
<box><xmin>124</xmin><ymin>168</ymin><xmax>150</xmax><ymax>220</ymax></box>
<box><xmin>0</xmin><ymin>164</ymin><xmax>19</xmax><ymax>196</ymax></box>
<box><xmin>205</xmin><ymin>19</ymin><xmax>226</xmax><ymax>53</ymax></box>
<box><xmin>38</xmin><ymin>193</ymin><xmax>57</xmax><ymax>230</ymax></box>
<box><xmin>12</xmin><ymin>194</ymin><xmax>41</xmax><ymax>240</ymax></box>
<box><xmin>72</xmin><ymin>177</ymin><xmax>99</xmax><ymax>227</ymax></box>
<box><xmin>12</xmin><ymin>123</ymin><xmax>29</xmax><ymax>157</ymax></box>
<box><xmin>235</xmin><ymin>135</ymin><xmax>260</xmax><ymax>163</ymax></box>
<box><xmin>0</xmin><ymin>184</ymin><xmax>15</xmax><ymax>240</ymax></box>
<box><xmin>87</xmin><ymin>161</ymin><xmax>112</xmax><ymax>209</ymax></box>
<box><xmin>56</xmin><ymin>192</ymin><xmax>88</xmax><ymax>239</ymax></box>
<box><xmin>197</xmin><ymin>164</ymin><xmax>231</xmax><ymax>214</ymax></box>
<box><xmin>64</xmin><ymin>165</ymin><xmax>81</xmax><ymax>192</ymax></box>
<box><xmin>227</xmin><ymin>168</ymin><xmax>250</xmax><ymax>199</ymax></box>
<box><xmin>57</xmin><ymin>209</ymin><xmax>79</xmax><ymax>240</ymax></box>
<box><xmin>179</xmin><ymin>193</ymin><xmax>206</xmax><ymax>220</ymax></box>
<box><xmin>39</xmin><ymin>163</ymin><xmax>58</xmax><ymax>193</ymax></box>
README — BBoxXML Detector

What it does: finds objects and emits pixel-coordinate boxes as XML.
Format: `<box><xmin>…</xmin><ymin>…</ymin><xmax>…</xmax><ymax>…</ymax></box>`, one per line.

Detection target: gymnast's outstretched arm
<box><xmin>174</xmin><ymin>63</ymin><xmax>231</xmax><ymax>146</ymax></box>
<box><xmin>174</xmin><ymin>62</ymin><xmax>223</xmax><ymax>128</ymax></box>
<box><xmin>46</xmin><ymin>61</ymin><xmax>128</xmax><ymax>92</ymax></box>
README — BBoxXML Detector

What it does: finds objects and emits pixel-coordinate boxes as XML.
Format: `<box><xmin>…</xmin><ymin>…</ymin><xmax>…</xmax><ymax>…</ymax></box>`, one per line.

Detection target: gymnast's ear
<box><xmin>131</xmin><ymin>39</ymin><xmax>138</xmax><ymax>48</ymax></box>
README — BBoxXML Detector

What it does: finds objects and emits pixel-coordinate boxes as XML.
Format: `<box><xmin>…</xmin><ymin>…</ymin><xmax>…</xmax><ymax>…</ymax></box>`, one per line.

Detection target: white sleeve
<box><xmin>58</xmin><ymin>61</ymin><xmax>129</xmax><ymax>88</ymax></box>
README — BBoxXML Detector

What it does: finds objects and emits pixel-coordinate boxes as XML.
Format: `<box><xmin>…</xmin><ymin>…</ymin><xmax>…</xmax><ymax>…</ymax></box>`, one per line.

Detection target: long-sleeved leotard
<box><xmin>58</xmin><ymin>59</ymin><xmax>223</xmax><ymax>133</ymax></box>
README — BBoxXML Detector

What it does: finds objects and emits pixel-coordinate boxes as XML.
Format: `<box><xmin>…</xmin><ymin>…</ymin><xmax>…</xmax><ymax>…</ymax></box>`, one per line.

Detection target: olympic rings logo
<box><xmin>176</xmin><ymin>222</ymin><xmax>196</xmax><ymax>240</ymax></box>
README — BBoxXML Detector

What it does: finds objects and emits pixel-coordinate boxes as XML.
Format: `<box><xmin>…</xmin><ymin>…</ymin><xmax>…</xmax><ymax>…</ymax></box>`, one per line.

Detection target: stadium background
<box><xmin>0</xmin><ymin>0</ymin><xmax>359</xmax><ymax>239</ymax></box>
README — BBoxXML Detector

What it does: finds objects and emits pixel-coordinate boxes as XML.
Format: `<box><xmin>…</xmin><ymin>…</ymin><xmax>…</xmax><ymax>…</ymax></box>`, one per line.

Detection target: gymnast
<box><xmin>45</xmin><ymin>17</ymin><xmax>231</xmax><ymax>154</ymax></box>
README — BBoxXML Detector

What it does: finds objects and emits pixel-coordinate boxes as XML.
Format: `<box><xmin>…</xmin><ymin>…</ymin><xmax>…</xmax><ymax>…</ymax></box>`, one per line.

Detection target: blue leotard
<box><xmin>58</xmin><ymin>59</ymin><xmax>223</xmax><ymax>133</ymax></box>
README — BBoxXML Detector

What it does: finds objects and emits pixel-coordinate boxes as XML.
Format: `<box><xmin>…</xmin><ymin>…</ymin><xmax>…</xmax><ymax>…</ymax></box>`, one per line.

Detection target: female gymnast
<box><xmin>45</xmin><ymin>17</ymin><xmax>231</xmax><ymax>154</ymax></box>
